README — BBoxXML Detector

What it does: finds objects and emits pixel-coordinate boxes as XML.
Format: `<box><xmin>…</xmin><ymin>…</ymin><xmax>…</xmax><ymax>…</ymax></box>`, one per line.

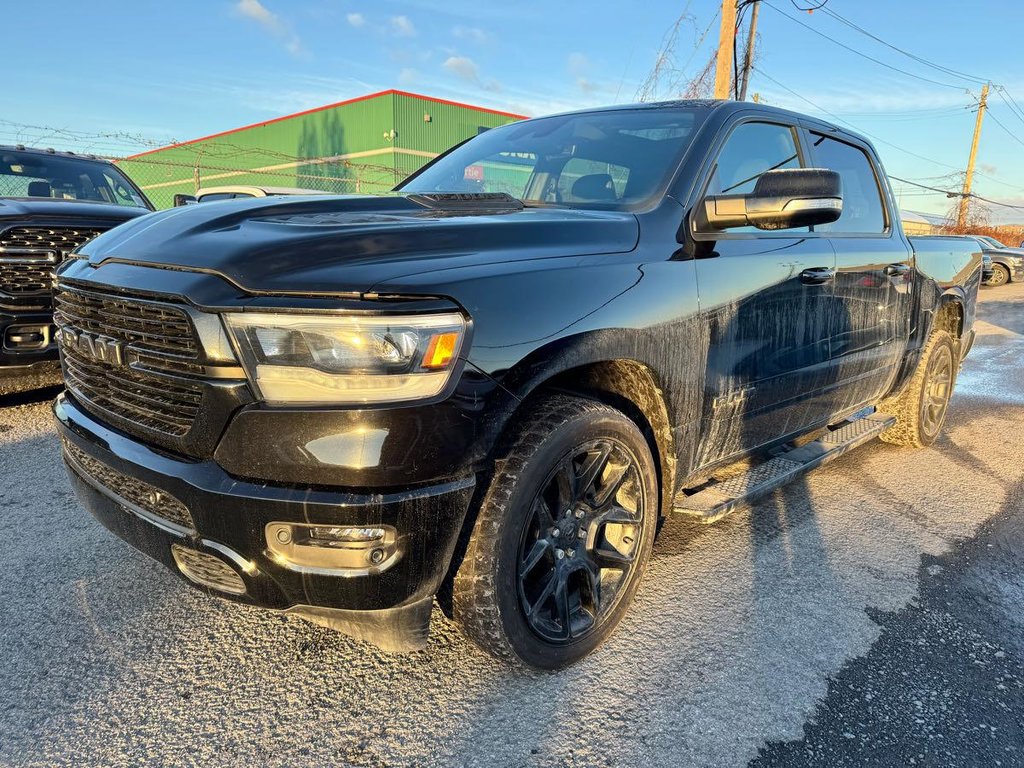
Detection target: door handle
<box><xmin>884</xmin><ymin>263</ymin><xmax>910</xmax><ymax>277</ymax></box>
<box><xmin>800</xmin><ymin>267</ymin><xmax>836</xmax><ymax>285</ymax></box>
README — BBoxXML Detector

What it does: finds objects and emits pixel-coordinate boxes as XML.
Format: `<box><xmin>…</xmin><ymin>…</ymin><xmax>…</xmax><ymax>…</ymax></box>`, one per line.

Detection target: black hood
<box><xmin>77</xmin><ymin>194</ymin><xmax>640</xmax><ymax>295</ymax></box>
<box><xmin>0</xmin><ymin>197</ymin><xmax>149</xmax><ymax>224</ymax></box>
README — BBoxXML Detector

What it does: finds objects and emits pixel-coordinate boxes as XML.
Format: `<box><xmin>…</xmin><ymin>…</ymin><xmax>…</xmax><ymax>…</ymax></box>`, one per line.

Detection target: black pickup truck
<box><xmin>0</xmin><ymin>146</ymin><xmax>152</xmax><ymax>395</ymax></box>
<box><xmin>53</xmin><ymin>101</ymin><xmax>981</xmax><ymax>668</ymax></box>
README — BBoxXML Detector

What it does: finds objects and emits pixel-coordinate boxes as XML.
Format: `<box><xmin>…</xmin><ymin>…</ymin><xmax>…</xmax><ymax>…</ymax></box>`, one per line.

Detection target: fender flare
<box><xmin>935</xmin><ymin>287</ymin><xmax>967</xmax><ymax>337</ymax></box>
<box><xmin>486</xmin><ymin>331</ymin><xmax>680</xmax><ymax>514</ymax></box>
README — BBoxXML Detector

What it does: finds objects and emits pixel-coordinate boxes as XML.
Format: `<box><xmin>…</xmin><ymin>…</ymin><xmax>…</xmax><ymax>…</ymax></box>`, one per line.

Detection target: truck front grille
<box><xmin>62</xmin><ymin>353</ymin><xmax>203</xmax><ymax>436</ymax></box>
<box><xmin>54</xmin><ymin>284</ymin><xmax>204</xmax><ymax>438</ymax></box>
<box><xmin>0</xmin><ymin>227</ymin><xmax>107</xmax><ymax>296</ymax></box>
<box><xmin>54</xmin><ymin>285</ymin><xmax>198</xmax><ymax>358</ymax></box>
<box><xmin>63</xmin><ymin>439</ymin><xmax>195</xmax><ymax>533</ymax></box>
<box><xmin>0</xmin><ymin>226</ymin><xmax>107</xmax><ymax>251</ymax></box>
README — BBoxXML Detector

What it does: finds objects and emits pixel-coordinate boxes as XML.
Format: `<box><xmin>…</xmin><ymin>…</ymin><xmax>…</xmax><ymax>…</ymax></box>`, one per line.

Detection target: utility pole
<box><xmin>958</xmin><ymin>82</ymin><xmax>989</xmax><ymax>229</ymax></box>
<box><xmin>738</xmin><ymin>0</ymin><xmax>760</xmax><ymax>101</ymax></box>
<box><xmin>714</xmin><ymin>0</ymin><xmax>738</xmax><ymax>100</ymax></box>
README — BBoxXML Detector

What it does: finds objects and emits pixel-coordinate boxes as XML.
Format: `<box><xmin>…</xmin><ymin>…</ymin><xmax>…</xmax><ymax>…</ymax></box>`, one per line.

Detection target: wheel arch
<box><xmin>990</xmin><ymin>259</ymin><xmax>1013</xmax><ymax>282</ymax></box>
<box><xmin>934</xmin><ymin>290</ymin><xmax>966</xmax><ymax>339</ymax></box>
<box><xmin>537</xmin><ymin>359</ymin><xmax>677</xmax><ymax>517</ymax></box>
<box><xmin>437</xmin><ymin>352</ymin><xmax>678</xmax><ymax>618</ymax></box>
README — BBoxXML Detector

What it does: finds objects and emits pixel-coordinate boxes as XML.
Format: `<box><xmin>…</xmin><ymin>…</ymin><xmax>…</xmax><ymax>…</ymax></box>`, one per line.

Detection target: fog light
<box><xmin>265</xmin><ymin>522</ymin><xmax>400</xmax><ymax>575</ymax></box>
<box><xmin>308</xmin><ymin>526</ymin><xmax>387</xmax><ymax>546</ymax></box>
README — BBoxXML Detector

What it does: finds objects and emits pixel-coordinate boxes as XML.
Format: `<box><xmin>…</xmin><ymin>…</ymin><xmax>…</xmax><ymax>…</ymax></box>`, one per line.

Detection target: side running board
<box><xmin>672</xmin><ymin>412</ymin><xmax>895</xmax><ymax>524</ymax></box>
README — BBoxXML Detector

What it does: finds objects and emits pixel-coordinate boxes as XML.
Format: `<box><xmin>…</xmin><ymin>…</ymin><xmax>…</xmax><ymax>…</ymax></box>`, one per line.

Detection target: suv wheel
<box><xmin>879</xmin><ymin>329</ymin><xmax>957</xmax><ymax>447</ymax></box>
<box><xmin>986</xmin><ymin>263</ymin><xmax>1010</xmax><ymax>286</ymax></box>
<box><xmin>453</xmin><ymin>394</ymin><xmax>658</xmax><ymax>669</ymax></box>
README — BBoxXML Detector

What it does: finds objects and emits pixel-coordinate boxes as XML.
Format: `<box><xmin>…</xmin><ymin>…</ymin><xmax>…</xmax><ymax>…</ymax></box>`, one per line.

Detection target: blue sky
<box><xmin>6</xmin><ymin>0</ymin><xmax>1024</xmax><ymax>221</ymax></box>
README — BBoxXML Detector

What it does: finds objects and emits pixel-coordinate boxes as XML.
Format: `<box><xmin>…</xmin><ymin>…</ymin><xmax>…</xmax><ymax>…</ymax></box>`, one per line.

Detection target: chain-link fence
<box><xmin>116</xmin><ymin>152</ymin><xmax>411</xmax><ymax>209</ymax></box>
<box><xmin>0</xmin><ymin>142</ymin><xmax>418</xmax><ymax>209</ymax></box>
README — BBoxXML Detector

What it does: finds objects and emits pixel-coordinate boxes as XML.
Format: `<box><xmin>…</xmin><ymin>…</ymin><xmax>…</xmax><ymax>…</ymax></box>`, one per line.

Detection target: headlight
<box><xmin>224</xmin><ymin>312</ymin><xmax>466</xmax><ymax>405</ymax></box>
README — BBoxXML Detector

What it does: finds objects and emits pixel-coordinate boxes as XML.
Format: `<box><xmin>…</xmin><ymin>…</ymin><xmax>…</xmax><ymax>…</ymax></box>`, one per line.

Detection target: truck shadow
<box><xmin>0</xmin><ymin>384</ymin><xmax>63</xmax><ymax>409</ymax></box>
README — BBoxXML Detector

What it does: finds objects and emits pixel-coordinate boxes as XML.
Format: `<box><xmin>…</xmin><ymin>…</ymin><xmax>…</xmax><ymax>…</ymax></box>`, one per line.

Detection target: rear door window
<box><xmin>808</xmin><ymin>134</ymin><xmax>886</xmax><ymax>234</ymax></box>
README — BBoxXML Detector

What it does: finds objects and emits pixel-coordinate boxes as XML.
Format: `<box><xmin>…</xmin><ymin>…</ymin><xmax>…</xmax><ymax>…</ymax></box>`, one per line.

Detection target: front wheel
<box><xmin>453</xmin><ymin>395</ymin><xmax>658</xmax><ymax>669</ymax></box>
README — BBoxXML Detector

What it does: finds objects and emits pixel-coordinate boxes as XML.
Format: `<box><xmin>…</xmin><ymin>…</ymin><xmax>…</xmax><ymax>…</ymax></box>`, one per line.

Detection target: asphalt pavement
<box><xmin>1</xmin><ymin>283</ymin><xmax>1022</xmax><ymax>767</ymax></box>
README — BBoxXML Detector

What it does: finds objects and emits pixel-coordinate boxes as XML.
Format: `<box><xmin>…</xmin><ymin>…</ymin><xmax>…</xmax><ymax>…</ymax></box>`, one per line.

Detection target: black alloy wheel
<box><xmin>516</xmin><ymin>438</ymin><xmax>645</xmax><ymax>644</ymax></box>
<box><xmin>452</xmin><ymin>395</ymin><xmax>659</xmax><ymax>669</ymax></box>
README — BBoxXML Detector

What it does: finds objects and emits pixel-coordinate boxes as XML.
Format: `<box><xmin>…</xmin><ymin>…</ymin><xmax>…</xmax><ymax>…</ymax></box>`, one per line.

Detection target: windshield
<box><xmin>0</xmin><ymin>150</ymin><xmax>150</xmax><ymax>208</ymax></box>
<box><xmin>982</xmin><ymin>235</ymin><xmax>1007</xmax><ymax>249</ymax></box>
<box><xmin>398</xmin><ymin>108</ymin><xmax>705</xmax><ymax>210</ymax></box>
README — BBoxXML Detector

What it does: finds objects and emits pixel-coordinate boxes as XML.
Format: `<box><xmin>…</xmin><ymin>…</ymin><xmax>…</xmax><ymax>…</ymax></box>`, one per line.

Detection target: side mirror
<box><xmin>173</xmin><ymin>193</ymin><xmax>197</xmax><ymax>207</ymax></box>
<box><xmin>696</xmin><ymin>168</ymin><xmax>842</xmax><ymax>231</ymax></box>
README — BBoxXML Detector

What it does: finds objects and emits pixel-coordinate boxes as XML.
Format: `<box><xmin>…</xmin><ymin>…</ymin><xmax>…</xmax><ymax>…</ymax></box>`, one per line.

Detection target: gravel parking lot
<box><xmin>1</xmin><ymin>284</ymin><xmax>1022</xmax><ymax>768</ymax></box>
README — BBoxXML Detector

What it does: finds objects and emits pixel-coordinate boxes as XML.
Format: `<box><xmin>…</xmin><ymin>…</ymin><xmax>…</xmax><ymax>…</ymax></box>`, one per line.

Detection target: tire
<box><xmin>986</xmin><ymin>263</ymin><xmax>1010</xmax><ymax>286</ymax></box>
<box><xmin>453</xmin><ymin>394</ymin><xmax>658</xmax><ymax>669</ymax></box>
<box><xmin>878</xmin><ymin>330</ymin><xmax>957</xmax><ymax>448</ymax></box>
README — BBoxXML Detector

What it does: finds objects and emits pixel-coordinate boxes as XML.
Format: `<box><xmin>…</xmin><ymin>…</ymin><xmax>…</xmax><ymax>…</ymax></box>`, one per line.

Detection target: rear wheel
<box><xmin>879</xmin><ymin>329</ymin><xmax>956</xmax><ymax>447</ymax></box>
<box><xmin>453</xmin><ymin>395</ymin><xmax>658</xmax><ymax>669</ymax></box>
<box><xmin>986</xmin><ymin>263</ymin><xmax>1010</xmax><ymax>286</ymax></box>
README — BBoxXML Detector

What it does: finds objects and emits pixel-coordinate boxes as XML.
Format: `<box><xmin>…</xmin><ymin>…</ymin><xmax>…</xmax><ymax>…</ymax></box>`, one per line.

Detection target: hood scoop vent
<box><xmin>406</xmin><ymin>192</ymin><xmax>524</xmax><ymax>212</ymax></box>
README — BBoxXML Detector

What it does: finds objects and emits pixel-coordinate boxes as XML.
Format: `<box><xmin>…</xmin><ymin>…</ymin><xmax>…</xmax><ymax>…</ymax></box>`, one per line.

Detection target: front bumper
<box><xmin>0</xmin><ymin>307</ymin><xmax>57</xmax><ymax>369</ymax></box>
<box><xmin>55</xmin><ymin>393</ymin><xmax>476</xmax><ymax>651</ymax></box>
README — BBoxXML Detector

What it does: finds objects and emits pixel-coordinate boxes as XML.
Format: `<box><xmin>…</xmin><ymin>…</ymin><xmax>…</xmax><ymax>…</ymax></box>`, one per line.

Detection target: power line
<box><xmin>750</xmin><ymin>65</ymin><xmax>1024</xmax><ymax>194</ymax></box>
<box><xmin>889</xmin><ymin>175</ymin><xmax>1024</xmax><ymax>210</ymax></box>
<box><xmin>770</xmin><ymin>2</ymin><xmax>1024</xmax><ymax>155</ymax></box>
<box><xmin>992</xmin><ymin>86</ymin><xmax>1024</xmax><ymax>129</ymax></box>
<box><xmin>761</xmin><ymin>1</ymin><xmax>971</xmax><ymax>91</ymax></box>
<box><xmin>818</xmin><ymin>7</ymin><xmax>988</xmax><ymax>85</ymax></box>
<box><xmin>749</xmin><ymin>66</ymin><xmax>961</xmax><ymax>167</ymax></box>
<box><xmin>789</xmin><ymin>0</ymin><xmax>830</xmax><ymax>10</ymax></box>
<box><xmin>982</xmin><ymin>106</ymin><xmax>1024</xmax><ymax>152</ymax></box>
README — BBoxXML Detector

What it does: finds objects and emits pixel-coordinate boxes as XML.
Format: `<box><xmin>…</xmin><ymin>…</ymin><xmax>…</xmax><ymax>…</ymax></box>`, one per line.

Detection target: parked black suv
<box><xmin>53</xmin><ymin>101</ymin><xmax>981</xmax><ymax>668</ymax></box>
<box><xmin>0</xmin><ymin>146</ymin><xmax>152</xmax><ymax>395</ymax></box>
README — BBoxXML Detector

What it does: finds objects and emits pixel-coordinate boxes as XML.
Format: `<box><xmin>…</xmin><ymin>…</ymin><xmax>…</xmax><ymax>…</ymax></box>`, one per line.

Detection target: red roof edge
<box><xmin>123</xmin><ymin>88</ymin><xmax>527</xmax><ymax>160</ymax></box>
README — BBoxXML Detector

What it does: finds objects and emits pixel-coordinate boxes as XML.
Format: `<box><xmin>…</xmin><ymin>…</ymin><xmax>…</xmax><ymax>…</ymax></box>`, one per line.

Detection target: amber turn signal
<box><xmin>421</xmin><ymin>332</ymin><xmax>460</xmax><ymax>369</ymax></box>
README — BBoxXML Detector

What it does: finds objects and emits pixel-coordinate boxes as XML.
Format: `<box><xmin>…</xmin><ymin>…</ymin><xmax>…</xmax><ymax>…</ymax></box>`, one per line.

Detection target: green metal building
<box><xmin>118</xmin><ymin>89</ymin><xmax>524</xmax><ymax>209</ymax></box>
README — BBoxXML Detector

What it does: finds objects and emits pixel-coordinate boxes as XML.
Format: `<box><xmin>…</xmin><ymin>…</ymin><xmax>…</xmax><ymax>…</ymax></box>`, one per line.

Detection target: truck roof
<box><xmin>540</xmin><ymin>99</ymin><xmax>876</xmax><ymax>158</ymax></box>
<box><xmin>0</xmin><ymin>144</ymin><xmax>111</xmax><ymax>163</ymax></box>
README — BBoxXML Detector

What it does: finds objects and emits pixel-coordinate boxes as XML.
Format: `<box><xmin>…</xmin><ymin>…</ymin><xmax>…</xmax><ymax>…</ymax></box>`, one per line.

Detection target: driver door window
<box><xmin>707</xmin><ymin>121</ymin><xmax>807</xmax><ymax>233</ymax></box>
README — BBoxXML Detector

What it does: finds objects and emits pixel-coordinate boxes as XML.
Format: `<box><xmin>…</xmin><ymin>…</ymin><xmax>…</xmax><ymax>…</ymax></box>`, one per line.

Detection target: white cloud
<box><xmin>565</xmin><ymin>53</ymin><xmax>607</xmax><ymax>97</ymax></box>
<box><xmin>235</xmin><ymin>0</ymin><xmax>305</xmax><ymax>57</ymax></box>
<box><xmin>390</xmin><ymin>15</ymin><xmax>416</xmax><ymax>37</ymax></box>
<box><xmin>227</xmin><ymin>74</ymin><xmax>378</xmax><ymax>115</ymax></box>
<box><xmin>399</xmin><ymin>68</ymin><xmax>419</xmax><ymax>86</ymax></box>
<box><xmin>453</xmin><ymin>25</ymin><xmax>490</xmax><ymax>45</ymax></box>
<box><xmin>760</xmin><ymin>77</ymin><xmax>970</xmax><ymax>114</ymax></box>
<box><xmin>442</xmin><ymin>55</ymin><xmax>501</xmax><ymax>93</ymax></box>
<box><xmin>576</xmin><ymin>78</ymin><xmax>603</xmax><ymax>96</ymax></box>
<box><xmin>443</xmin><ymin>55</ymin><xmax>480</xmax><ymax>83</ymax></box>
<box><xmin>346</xmin><ymin>12</ymin><xmax>365</xmax><ymax>27</ymax></box>
<box><xmin>567</xmin><ymin>52</ymin><xmax>588</xmax><ymax>76</ymax></box>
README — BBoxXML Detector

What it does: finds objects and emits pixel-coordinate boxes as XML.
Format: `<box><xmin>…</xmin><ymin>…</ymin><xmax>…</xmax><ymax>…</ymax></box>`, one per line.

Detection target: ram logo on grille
<box><xmin>59</xmin><ymin>327</ymin><xmax>127</xmax><ymax>367</ymax></box>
